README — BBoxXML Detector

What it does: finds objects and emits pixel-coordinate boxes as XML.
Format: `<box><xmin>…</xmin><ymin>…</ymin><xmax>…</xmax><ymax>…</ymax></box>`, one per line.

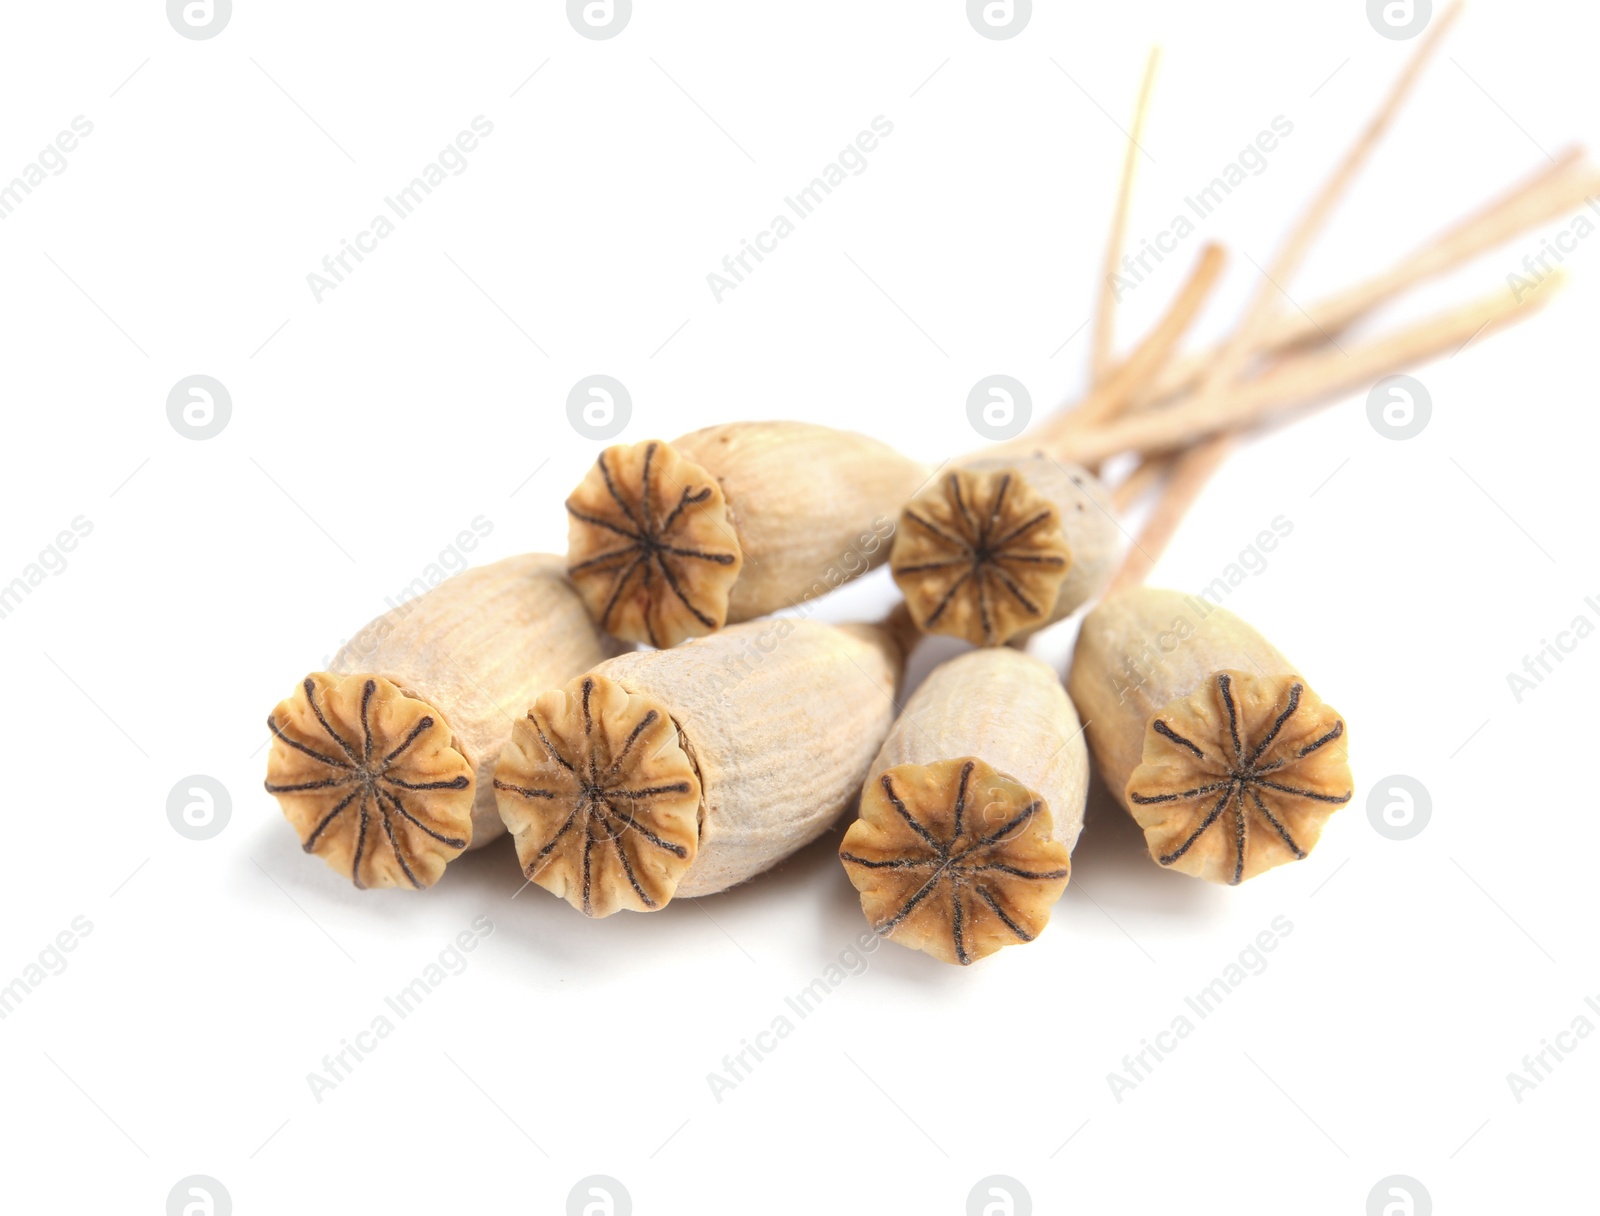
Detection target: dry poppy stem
<box><xmin>1091</xmin><ymin>46</ymin><xmax>1162</xmax><ymax>385</ymax></box>
<box><xmin>1101</xmin><ymin>3</ymin><xmax>1461</xmax><ymax>586</ymax></box>
<box><xmin>1068</xmin><ymin>243</ymin><xmax>1227</xmax><ymax>432</ymax></box>
<box><xmin>1147</xmin><ymin>147</ymin><xmax>1598</xmax><ymax>405</ymax></box>
<box><xmin>495</xmin><ymin>609</ymin><xmax>918</xmax><ymax>916</ymax></box>
<box><xmin>1111</xmin><ymin>452</ymin><xmax>1174</xmax><ymax>513</ymax></box>
<box><xmin>1106</xmin><ymin>434</ymin><xmax>1234</xmax><ymax>596</ymax></box>
<box><xmin>1108</xmin><ymin>153</ymin><xmax>1595</xmax><ymax>512</ymax></box>
<box><xmin>263</xmin><ymin>555</ymin><xmax>626</xmax><ymax>890</ymax></box>
<box><xmin>1050</xmin><ymin>274</ymin><xmax>1560</xmax><ymax>469</ymax></box>
<box><xmin>840</xmin><ymin>648</ymin><xmax>1089</xmax><ymax>965</ymax></box>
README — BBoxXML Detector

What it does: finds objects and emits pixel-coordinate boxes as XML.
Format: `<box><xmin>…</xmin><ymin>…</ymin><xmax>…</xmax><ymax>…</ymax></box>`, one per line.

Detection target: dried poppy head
<box><xmin>1068</xmin><ymin>589</ymin><xmax>1356</xmax><ymax>886</ymax></box>
<box><xmin>494</xmin><ymin>673</ymin><xmax>702</xmax><ymax>916</ymax></box>
<box><xmin>1127</xmin><ymin>671</ymin><xmax>1351</xmax><ymax>885</ymax></box>
<box><xmin>565</xmin><ymin>440</ymin><xmax>743</xmax><ymax>648</ymax></box>
<box><xmin>265</xmin><ymin>673</ymin><xmax>474</xmax><ymax>889</ymax></box>
<box><xmin>891</xmin><ymin>468</ymin><xmax>1070</xmax><ymax>646</ymax></box>
<box><xmin>841</xmin><ymin>757</ymin><xmax>1072</xmax><ymax>966</ymax></box>
<box><xmin>892</xmin><ymin>456</ymin><xmax>1120</xmax><ymax>647</ymax></box>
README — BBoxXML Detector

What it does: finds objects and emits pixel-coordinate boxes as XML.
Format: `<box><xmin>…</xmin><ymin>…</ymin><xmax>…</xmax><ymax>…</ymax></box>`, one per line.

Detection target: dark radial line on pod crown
<box><xmin>606</xmin><ymin>820</ymin><xmax>657</xmax><ymax>908</ymax></box>
<box><xmin>921</xmin><ymin>569</ymin><xmax>972</xmax><ymax>627</ymax></box>
<box><xmin>840</xmin><ymin>852</ymin><xmax>938</xmax><ymax>870</ymax></box>
<box><xmin>303</xmin><ymin>787</ymin><xmax>361</xmax><ymax>851</ymax></box>
<box><xmin>350</xmin><ymin>792</ymin><xmax>371</xmax><ymax>887</ymax></box>
<box><xmin>879</xmin><ymin>774</ymin><xmax>944</xmax><ymax>852</ymax></box>
<box><xmin>1249</xmin><ymin>787</ymin><xmax>1306</xmax><ymax>858</ymax></box>
<box><xmin>1247</xmin><ymin>683</ymin><xmax>1301</xmax><ymax>765</ymax></box>
<box><xmin>531</xmin><ymin>717</ymin><xmax>577</xmax><ymax>773</ymax></box>
<box><xmin>379</xmin><ymin>773</ymin><xmax>469</xmax><ymax>791</ymax></box>
<box><xmin>531</xmin><ymin>806</ymin><xmax>582</xmax><ymax>865</ymax></box>
<box><xmin>1231</xmin><ymin>784</ymin><xmax>1247</xmax><ymax>885</ymax></box>
<box><xmin>359</xmin><ymin>679</ymin><xmax>376</xmax><ymax>764</ymax></box>
<box><xmin>382</xmin><ymin>810</ymin><xmax>423</xmax><ymax>889</ymax></box>
<box><xmin>950</xmin><ymin>879</ymin><xmax>969</xmax><ymax>965</ymax></box>
<box><xmin>381</xmin><ymin>715</ymin><xmax>435</xmax><ymax>768</ymax></box>
<box><xmin>1153</xmin><ymin>719</ymin><xmax>1206</xmax><ymax>759</ymax></box>
<box><xmin>990</xmin><ymin>508</ymin><xmax>1055</xmax><ymax>551</ymax></box>
<box><xmin>598</xmin><ymin>450</ymin><xmax>646</xmax><ymax>533</ymax></box>
<box><xmin>266</xmin><ymin>716</ymin><xmax>352</xmax><ymax>769</ymax></box>
<box><xmin>659</xmin><ymin>484</ymin><xmax>712</xmax><ymax>537</ymax></box>
<box><xmin>976</xmin><ymin>884</ymin><xmax>1035</xmax><ymax>943</ymax></box>
<box><xmin>304</xmin><ymin>678</ymin><xmax>360</xmax><ymax>762</ymax></box>
<box><xmin>949</xmin><ymin>473</ymin><xmax>978</xmax><ymax>535</ymax></box>
<box><xmin>1255</xmin><ymin>778</ymin><xmax>1352</xmax><ymax>804</ymax></box>
<box><xmin>969</xmin><ymin>800</ymin><xmax>1043</xmax><ymax>852</ymax></box>
<box><xmin>653</xmin><ymin>552</ymin><xmax>719</xmax><ymax>629</ymax></box>
<box><xmin>265</xmin><ymin>776</ymin><xmax>352</xmax><ymax>793</ymax></box>
<box><xmin>567</xmin><ymin>544</ymin><xmax>639</xmax><ymax>574</ymax></box>
<box><xmin>606</xmin><ymin>710</ymin><xmax>659</xmax><ymax>777</ymax></box>
<box><xmin>951</xmin><ymin>761</ymin><xmax>973</xmax><ymax>839</ymax></box>
<box><xmin>1130</xmin><ymin>779</ymin><xmax>1230</xmax><ymax>806</ymax></box>
<box><xmin>602</xmin><ymin>805</ymin><xmax>689</xmax><ymax>857</ymax></box>
<box><xmin>565</xmin><ymin>503</ymin><xmax>643</xmax><ymax>541</ymax></box>
<box><xmin>1159</xmin><ymin>784</ymin><xmax>1236</xmax><ymax>865</ymax></box>
<box><xmin>875</xmin><ymin>868</ymin><xmax>945</xmax><ymax>935</ymax></box>
<box><xmin>493</xmin><ymin>780</ymin><xmax>559</xmax><ymax>800</ymax></box>
<box><xmin>1298</xmin><ymin>719</ymin><xmax>1344</xmax><ymax>756</ymax></box>
<box><xmin>904</xmin><ymin>509</ymin><xmax>966</xmax><ymax>548</ymax></box>
<box><xmin>379</xmin><ymin>787</ymin><xmax>467</xmax><ymax>848</ymax></box>
<box><xmin>1217</xmin><ymin>673</ymin><xmax>1243</xmax><ymax>762</ymax></box>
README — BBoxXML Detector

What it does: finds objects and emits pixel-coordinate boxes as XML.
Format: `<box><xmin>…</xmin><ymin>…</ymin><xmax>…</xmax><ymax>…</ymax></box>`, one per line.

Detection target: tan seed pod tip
<box><xmin>264</xmin><ymin>554</ymin><xmax>624</xmax><ymax>889</ymax></box>
<box><xmin>841</xmin><ymin>648</ymin><xmax>1088</xmax><ymax>964</ymax></box>
<box><xmin>892</xmin><ymin>457</ymin><xmax>1120</xmax><ymax>647</ymax></box>
<box><xmin>1068</xmin><ymin>588</ymin><xmax>1352</xmax><ymax>886</ymax></box>
<box><xmin>497</xmin><ymin>613</ymin><xmax>915</xmax><ymax>915</ymax></box>
<box><xmin>567</xmin><ymin>424</ymin><xmax>929</xmax><ymax>648</ymax></box>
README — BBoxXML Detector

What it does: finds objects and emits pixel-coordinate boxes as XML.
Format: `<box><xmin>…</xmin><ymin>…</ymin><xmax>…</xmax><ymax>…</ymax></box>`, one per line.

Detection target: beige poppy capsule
<box><xmin>494</xmin><ymin>612</ymin><xmax>917</xmax><ymax>916</ymax></box>
<box><xmin>1067</xmin><ymin>588</ymin><xmax>1352</xmax><ymax>886</ymax></box>
<box><xmin>840</xmin><ymin>648</ymin><xmax>1089</xmax><ymax>965</ymax></box>
<box><xmin>890</xmin><ymin>456</ymin><xmax>1121</xmax><ymax>647</ymax></box>
<box><xmin>564</xmin><ymin>424</ymin><xmax>930</xmax><ymax>648</ymax></box>
<box><xmin>264</xmin><ymin>555</ymin><xmax>625</xmax><ymax>890</ymax></box>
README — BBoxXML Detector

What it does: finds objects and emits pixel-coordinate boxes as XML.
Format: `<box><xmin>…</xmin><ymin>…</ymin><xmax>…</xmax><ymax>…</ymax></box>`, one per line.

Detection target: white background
<box><xmin>1</xmin><ymin>2</ymin><xmax>1594</xmax><ymax>1213</ymax></box>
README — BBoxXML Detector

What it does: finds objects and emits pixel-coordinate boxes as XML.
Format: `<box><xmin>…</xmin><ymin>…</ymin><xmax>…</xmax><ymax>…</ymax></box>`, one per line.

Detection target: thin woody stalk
<box><xmin>1047</xmin><ymin>276</ymin><xmax>1560</xmax><ymax>469</ymax></box>
<box><xmin>1144</xmin><ymin>149</ymin><xmax>1599</xmax><ymax>407</ymax></box>
<box><xmin>494</xmin><ymin>610</ymin><xmax>918</xmax><ymax>916</ymax></box>
<box><xmin>263</xmin><ymin>555</ymin><xmax>625</xmax><ymax>890</ymax></box>
<box><xmin>1091</xmin><ymin>46</ymin><xmax>1162</xmax><ymax>385</ymax></box>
